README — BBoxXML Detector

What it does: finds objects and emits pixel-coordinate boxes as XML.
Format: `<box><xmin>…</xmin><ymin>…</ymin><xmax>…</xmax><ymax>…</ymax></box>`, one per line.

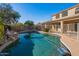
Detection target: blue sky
<box><xmin>11</xmin><ymin>3</ymin><xmax>76</xmax><ymax>24</ymax></box>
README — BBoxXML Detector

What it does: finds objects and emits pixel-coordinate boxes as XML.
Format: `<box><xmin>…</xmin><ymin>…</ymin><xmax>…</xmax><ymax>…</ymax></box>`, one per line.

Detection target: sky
<box><xmin>11</xmin><ymin>3</ymin><xmax>76</xmax><ymax>24</ymax></box>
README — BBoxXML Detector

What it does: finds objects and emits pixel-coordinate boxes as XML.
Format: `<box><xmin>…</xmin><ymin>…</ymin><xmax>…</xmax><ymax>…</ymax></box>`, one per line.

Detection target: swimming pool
<box><xmin>1</xmin><ymin>32</ymin><xmax>70</xmax><ymax>56</ymax></box>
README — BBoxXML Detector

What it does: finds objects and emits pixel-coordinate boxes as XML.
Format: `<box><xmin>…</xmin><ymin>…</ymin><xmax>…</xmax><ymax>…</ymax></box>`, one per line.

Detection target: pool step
<box><xmin>57</xmin><ymin>47</ymin><xmax>71</xmax><ymax>56</ymax></box>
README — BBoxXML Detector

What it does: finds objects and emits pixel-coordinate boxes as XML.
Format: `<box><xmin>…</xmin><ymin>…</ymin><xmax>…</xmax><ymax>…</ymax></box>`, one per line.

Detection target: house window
<box><xmin>62</xmin><ymin>10</ymin><xmax>68</xmax><ymax>17</ymax></box>
<box><xmin>56</xmin><ymin>14</ymin><xmax>60</xmax><ymax>19</ymax></box>
<box><xmin>75</xmin><ymin>7</ymin><xmax>79</xmax><ymax>14</ymax></box>
<box><xmin>75</xmin><ymin>23</ymin><xmax>77</xmax><ymax>32</ymax></box>
<box><xmin>57</xmin><ymin>23</ymin><xmax>60</xmax><ymax>28</ymax></box>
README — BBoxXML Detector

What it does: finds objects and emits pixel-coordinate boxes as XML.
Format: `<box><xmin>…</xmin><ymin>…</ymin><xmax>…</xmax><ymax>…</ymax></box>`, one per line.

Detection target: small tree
<box><xmin>0</xmin><ymin>3</ymin><xmax>21</xmax><ymax>24</ymax></box>
<box><xmin>24</xmin><ymin>20</ymin><xmax>34</xmax><ymax>26</ymax></box>
<box><xmin>24</xmin><ymin>20</ymin><xmax>35</xmax><ymax>30</ymax></box>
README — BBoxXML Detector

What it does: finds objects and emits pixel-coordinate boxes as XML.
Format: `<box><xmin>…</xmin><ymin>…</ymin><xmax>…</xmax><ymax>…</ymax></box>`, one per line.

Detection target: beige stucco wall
<box><xmin>52</xmin><ymin>15</ymin><xmax>56</xmax><ymax>21</ymax></box>
<box><xmin>52</xmin><ymin>6</ymin><xmax>78</xmax><ymax>21</ymax></box>
<box><xmin>68</xmin><ymin>8</ymin><xmax>76</xmax><ymax>16</ymax></box>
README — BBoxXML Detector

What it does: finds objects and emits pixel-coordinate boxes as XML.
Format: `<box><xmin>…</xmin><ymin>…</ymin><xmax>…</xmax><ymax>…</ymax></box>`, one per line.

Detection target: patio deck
<box><xmin>61</xmin><ymin>34</ymin><xmax>79</xmax><ymax>56</ymax></box>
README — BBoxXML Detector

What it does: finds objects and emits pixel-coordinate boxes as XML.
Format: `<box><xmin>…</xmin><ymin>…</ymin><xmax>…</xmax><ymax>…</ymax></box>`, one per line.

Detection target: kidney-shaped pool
<box><xmin>1</xmin><ymin>32</ymin><xmax>71</xmax><ymax>56</ymax></box>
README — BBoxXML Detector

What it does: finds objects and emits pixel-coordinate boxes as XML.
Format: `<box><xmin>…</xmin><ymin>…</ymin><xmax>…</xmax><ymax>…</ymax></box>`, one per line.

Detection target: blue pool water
<box><xmin>2</xmin><ymin>33</ymin><xmax>62</xmax><ymax>56</ymax></box>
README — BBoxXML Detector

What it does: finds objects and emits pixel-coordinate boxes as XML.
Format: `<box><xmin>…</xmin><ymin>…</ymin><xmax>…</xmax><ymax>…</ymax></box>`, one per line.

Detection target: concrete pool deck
<box><xmin>39</xmin><ymin>31</ymin><xmax>79</xmax><ymax>56</ymax></box>
<box><xmin>61</xmin><ymin>34</ymin><xmax>79</xmax><ymax>56</ymax></box>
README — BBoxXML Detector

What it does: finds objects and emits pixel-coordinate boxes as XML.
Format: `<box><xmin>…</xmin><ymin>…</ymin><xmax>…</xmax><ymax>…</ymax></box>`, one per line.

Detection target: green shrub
<box><xmin>44</xmin><ymin>28</ymin><xmax>49</xmax><ymax>32</ymax></box>
<box><xmin>0</xmin><ymin>21</ymin><xmax>4</xmax><ymax>43</ymax></box>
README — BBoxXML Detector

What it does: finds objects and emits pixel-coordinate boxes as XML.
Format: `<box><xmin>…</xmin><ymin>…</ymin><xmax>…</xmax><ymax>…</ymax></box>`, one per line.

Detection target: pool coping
<box><xmin>60</xmin><ymin>39</ymin><xmax>71</xmax><ymax>53</ymax></box>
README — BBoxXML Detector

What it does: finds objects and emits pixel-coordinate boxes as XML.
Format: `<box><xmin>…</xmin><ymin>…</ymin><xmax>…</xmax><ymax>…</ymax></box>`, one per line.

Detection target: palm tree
<box><xmin>0</xmin><ymin>3</ymin><xmax>21</xmax><ymax>24</ymax></box>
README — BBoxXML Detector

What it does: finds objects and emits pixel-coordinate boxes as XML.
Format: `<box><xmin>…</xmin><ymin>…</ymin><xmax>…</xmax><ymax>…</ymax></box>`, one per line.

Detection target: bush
<box><xmin>0</xmin><ymin>21</ymin><xmax>4</xmax><ymax>43</ymax></box>
<box><xmin>44</xmin><ymin>28</ymin><xmax>49</xmax><ymax>32</ymax></box>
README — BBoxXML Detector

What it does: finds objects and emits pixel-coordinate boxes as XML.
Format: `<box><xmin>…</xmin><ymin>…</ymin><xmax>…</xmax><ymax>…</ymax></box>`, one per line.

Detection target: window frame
<box><xmin>62</xmin><ymin>10</ymin><xmax>68</xmax><ymax>17</ymax></box>
<box><xmin>75</xmin><ymin>7</ymin><xmax>79</xmax><ymax>14</ymax></box>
